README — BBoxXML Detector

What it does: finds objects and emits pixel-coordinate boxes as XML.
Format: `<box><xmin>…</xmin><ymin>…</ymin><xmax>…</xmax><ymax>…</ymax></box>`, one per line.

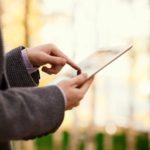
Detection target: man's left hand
<box><xmin>27</xmin><ymin>43</ymin><xmax>81</xmax><ymax>75</ymax></box>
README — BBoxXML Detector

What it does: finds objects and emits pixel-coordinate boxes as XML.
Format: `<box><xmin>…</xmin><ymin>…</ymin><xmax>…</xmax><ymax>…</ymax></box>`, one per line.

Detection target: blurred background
<box><xmin>1</xmin><ymin>0</ymin><xmax>150</xmax><ymax>150</ymax></box>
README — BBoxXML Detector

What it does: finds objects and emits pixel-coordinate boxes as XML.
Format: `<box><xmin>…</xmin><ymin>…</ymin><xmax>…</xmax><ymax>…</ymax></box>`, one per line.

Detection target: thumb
<box><xmin>80</xmin><ymin>76</ymin><xmax>94</xmax><ymax>93</ymax></box>
<box><xmin>70</xmin><ymin>73</ymin><xmax>88</xmax><ymax>87</ymax></box>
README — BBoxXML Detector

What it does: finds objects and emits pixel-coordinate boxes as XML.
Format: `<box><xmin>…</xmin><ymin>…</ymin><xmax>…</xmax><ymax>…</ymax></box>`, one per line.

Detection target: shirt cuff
<box><xmin>21</xmin><ymin>48</ymin><xmax>38</xmax><ymax>74</ymax></box>
<box><xmin>50</xmin><ymin>76</ymin><xmax>71</xmax><ymax>108</ymax></box>
<box><xmin>55</xmin><ymin>85</ymin><xmax>67</xmax><ymax>107</ymax></box>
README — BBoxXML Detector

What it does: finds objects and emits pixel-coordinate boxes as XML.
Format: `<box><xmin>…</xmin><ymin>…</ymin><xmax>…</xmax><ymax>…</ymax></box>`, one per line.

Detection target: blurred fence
<box><xmin>33</xmin><ymin>130</ymin><xmax>150</xmax><ymax>150</ymax></box>
<box><xmin>35</xmin><ymin>131</ymin><xmax>150</xmax><ymax>150</ymax></box>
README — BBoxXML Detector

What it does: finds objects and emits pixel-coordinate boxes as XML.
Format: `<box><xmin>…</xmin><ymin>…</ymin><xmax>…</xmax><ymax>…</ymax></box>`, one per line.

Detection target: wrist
<box><xmin>21</xmin><ymin>48</ymin><xmax>38</xmax><ymax>74</ymax></box>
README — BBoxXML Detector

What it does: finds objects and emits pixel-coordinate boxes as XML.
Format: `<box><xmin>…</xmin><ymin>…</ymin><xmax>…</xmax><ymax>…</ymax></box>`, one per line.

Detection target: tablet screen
<box><xmin>65</xmin><ymin>45</ymin><xmax>132</xmax><ymax>79</ymax></box>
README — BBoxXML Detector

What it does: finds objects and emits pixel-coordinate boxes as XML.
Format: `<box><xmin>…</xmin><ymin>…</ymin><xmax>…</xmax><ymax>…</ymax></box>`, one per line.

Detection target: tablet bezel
<box><xmin>86</xmin><ymin>45</ymin><xmax>132</xmax><ymax>79</ymax></box>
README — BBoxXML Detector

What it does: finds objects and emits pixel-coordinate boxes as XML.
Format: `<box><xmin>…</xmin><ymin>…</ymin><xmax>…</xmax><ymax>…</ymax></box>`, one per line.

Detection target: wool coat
<box><xmin>0</xmin><ymin>30</ymin><xmax>65</xmax><ymax>150</ymax></box>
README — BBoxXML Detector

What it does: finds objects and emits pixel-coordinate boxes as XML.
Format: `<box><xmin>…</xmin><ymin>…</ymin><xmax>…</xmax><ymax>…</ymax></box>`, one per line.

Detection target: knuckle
<box><xmin>75</xmin><ymin>102</ymin><xmax>80</xmax><ymax>107</ymax></box>
<box><xmin>49</xmin><ymin>43</ymin><xmax>55</xmax><ymax>48</ymax></box>
<box><xmin>58</xmin><ymin>58</ymin><xmax>65</xmax><ymax>65</ymax></box>
<box><xmin>52</xmin><ymin>70</ymin><xmax>58</xmax><ymax>74</ymax></box>
<box><xmin>78</xmin><ymin>92</ymin><xmax>84</xmax><ymax>100</ymax></box>
<box><xmin>80</xmin><ymin>75</ymin><xmax>86</xmax><ymax>82</ymax></box>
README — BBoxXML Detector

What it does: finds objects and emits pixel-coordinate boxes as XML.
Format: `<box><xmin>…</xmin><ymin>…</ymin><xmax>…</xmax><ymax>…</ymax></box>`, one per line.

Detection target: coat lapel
<box><xmin>0</xmin><ymin>29</ymin><xmax>4</xmax><ymax>86</ymax></box>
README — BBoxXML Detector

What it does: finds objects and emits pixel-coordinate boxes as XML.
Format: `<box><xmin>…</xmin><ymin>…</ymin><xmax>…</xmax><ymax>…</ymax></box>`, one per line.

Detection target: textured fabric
<box><xmin>55</xmin><ymin>85</ymin><xmax>67</xmax><ymax>107</ymax></box>
<box><xmin>0</xmin><ymin>32</ymin><xmax>65</xmax><ymax>150</ymax></box>
<box><xmin>21</xmin><ymin>48</ymin><xmax>67</xmax><ymax>106</ymax></box>
<box><xmin>0</xmin><ymin>142</ymin><xmax>11</xmax><ymax>150</ymax></box>
<box><xmin>6</xmin><ymin>46</ymin><xmax>39</xmax><ymax>87</ymax></box>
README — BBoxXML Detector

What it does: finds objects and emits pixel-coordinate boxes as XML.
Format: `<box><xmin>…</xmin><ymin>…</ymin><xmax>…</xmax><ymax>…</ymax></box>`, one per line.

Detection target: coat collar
<box><xmin>0</xmin><ymin>29</ymin><xmax>4</xmax><ymax>85</ymax></box>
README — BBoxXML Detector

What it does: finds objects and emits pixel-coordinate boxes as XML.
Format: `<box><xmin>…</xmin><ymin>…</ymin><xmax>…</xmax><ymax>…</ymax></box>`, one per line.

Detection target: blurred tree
<box><xmin>62</xmin><ymin>131</ymin><xmax>71</xmax><ymax>150</ymax></box>
<box><xmin>135</xmin><ymin>133</ymin><xmax>149</xmax><ymax>150</ymax></box>
<box><xmin>1</xmin><ymin>0</ymin><xmax>24</xmax><ymax>49</ymax></box>
<box><xmin>36</xmin><ymin>134</ymin><xmax>54</xmax><ymax>150</ymax></box>
<box><xmin>112</xmin><ymin>133</ymin><xmax>127</xmax><ymax>150</ymax></box>
<box><xmin>0</xmin><ymin>0</ymin><xmax>2</xmax><ymax>25</ymax></box>
<box><xmin>95</xmin><ymin>133</ymin><xmax>104</xmax><ymax>150</ymax></box>
<box><xmin>24</xmin><ymin>0</ymin><xmax>30</xmax><ymax>47</ymax></box>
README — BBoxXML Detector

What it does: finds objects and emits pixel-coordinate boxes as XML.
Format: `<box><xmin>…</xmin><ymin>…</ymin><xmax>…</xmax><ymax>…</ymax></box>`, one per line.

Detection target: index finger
<box><xmin>51</xmin><ymin>45</ymin><xmax>81</xmax><ymax>72</ymax></box>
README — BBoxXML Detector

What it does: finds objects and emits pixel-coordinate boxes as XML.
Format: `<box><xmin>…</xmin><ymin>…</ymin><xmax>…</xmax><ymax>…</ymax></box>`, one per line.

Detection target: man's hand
<box><xmin>27</xmin><ymin>44</ymin><xmax>81</xmax><ymax>74</ymax></box>
<box><xmin>58</xmin><ymin>73</ymin><xmax>94</xmax><ymax>110</ymax></box>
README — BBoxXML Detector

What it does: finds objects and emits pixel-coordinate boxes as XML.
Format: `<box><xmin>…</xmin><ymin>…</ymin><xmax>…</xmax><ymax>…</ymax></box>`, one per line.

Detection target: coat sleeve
<box><xmin>0</xmin><ymin>85</ymin><xmax>65</xmax><ymax>142</ymax></box>
<box><xmin>5</xmin><ymin>46</ymin><xmax>40</xmax><ymax>87</ymax></box>
<box><xmin>0</xmin><ymin>47</ymin><xmax>65</xmax><ymax>142</ymax></box>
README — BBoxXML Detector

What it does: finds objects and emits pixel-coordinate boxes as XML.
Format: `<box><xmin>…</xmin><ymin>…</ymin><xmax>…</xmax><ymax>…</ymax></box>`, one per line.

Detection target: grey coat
<box><xmin>0</xmin><ymin>31</ymin><xmax>65</xmax><ymax>150</ymax></box>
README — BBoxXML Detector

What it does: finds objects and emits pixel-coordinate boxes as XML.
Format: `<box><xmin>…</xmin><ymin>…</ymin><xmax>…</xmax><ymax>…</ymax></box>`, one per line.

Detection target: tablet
<box><xmin>65</xmin><ymin>45</ymin><xmax>132</xmax><ymax>79</ymax></box>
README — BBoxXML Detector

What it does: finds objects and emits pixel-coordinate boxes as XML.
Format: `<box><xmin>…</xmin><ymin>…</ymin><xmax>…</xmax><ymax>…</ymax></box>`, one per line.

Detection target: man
<box><xmin>0</xmin><ymin>29</ymin><xmax>94</xmax><ymax>150</ymax></box>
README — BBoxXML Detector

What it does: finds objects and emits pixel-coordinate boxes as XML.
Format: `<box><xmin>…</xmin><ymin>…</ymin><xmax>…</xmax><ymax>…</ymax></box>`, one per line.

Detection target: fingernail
<box><xmin>77</xmin><ymin>69</ymin><xmax>81</xmax><ymax>75</ymax></box>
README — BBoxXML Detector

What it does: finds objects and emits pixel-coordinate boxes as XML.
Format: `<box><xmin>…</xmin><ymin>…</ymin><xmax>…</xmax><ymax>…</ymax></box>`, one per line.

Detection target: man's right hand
<box><xmin>58</xmin><ymin>73</ymin><xmax>94</xmax><ymax>110</ymax></box>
